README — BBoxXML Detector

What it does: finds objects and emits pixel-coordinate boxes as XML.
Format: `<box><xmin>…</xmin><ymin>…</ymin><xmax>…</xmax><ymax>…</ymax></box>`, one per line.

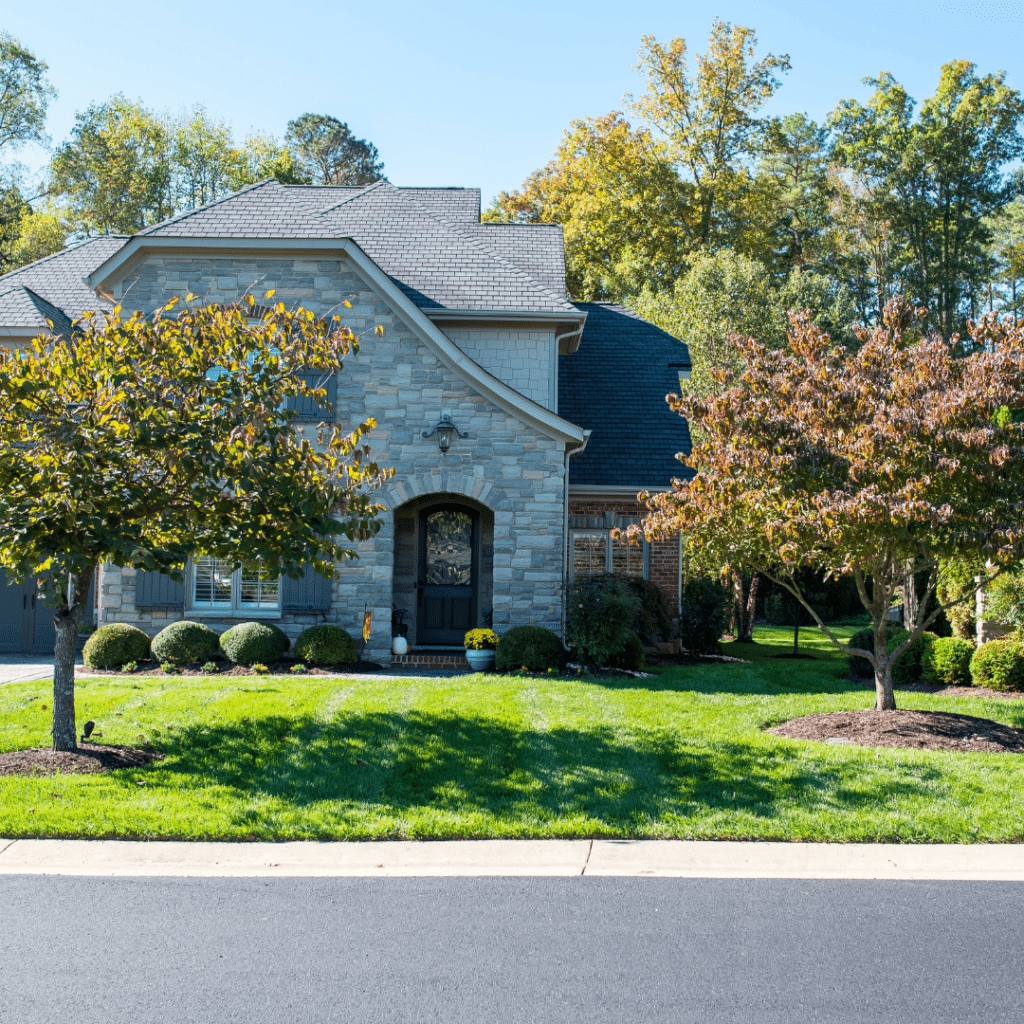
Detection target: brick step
<box><xmin>391</xmin><ymin>651</ymin><xmax>469</xmax><ymax>670</ymax></box>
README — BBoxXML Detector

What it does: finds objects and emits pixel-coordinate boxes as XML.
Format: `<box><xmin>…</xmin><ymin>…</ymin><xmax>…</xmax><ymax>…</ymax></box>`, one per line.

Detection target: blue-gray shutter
<box><xmin>281</xmin><ymin>563</ymin><xmax>332</xmax><ymax>612</ymax></box>
<box><xmin>135</xmin><ymin>569</ymin><xmax>185</xmax><ymax>610</ymax></box>
<box><xmin>289</xmin><ymin>370</ymin><xmax>336</xmax><ymax>423</ymax></box>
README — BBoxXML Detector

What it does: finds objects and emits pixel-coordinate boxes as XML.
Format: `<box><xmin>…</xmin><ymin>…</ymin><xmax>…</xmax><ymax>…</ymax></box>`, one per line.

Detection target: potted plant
<box><xmin>464</xmin><ymin>628</ymin><xmax>498</xmax><ymax>671</ymax></box>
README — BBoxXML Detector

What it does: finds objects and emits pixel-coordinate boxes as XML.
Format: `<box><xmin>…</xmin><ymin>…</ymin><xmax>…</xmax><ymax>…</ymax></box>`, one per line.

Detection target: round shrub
<box><xmin>846</xmin><ymin>622</ymin><xmax>905</xmax><ymax>678</ymax></box>
<box><xmin>294</xmin><ymin>624</ymin><xmax>357</xmax><ymax>666</ymax></box>
<box><xmin>219</xmin><ymin>621</ymin><xmax>289</xmax><ymax>666</ymax></box>
<box><xmin>150</xmin><ymin>620</ymin><xmax>220</xmax><ymax>665</ymax></box>
<box><xmin>606</xmin><ymin>631</ymin><xmax>645</xmax><ymax>672</ymax></box>
<box><xmin>678</xmin><ymin>576</ymin><xmax>730</xmax><ymax>655</ymax></box>
<box><xmin>83</xmin><ymin>623</ymin><xmax>151</xmax><ymax>669</ymax></box>
<box><xmin>495</xmin><ymin>625</ymin><xmax>568</xmax><ymax>673</ymax></box>
<box><xmin>613</xmin><ymin>574</ymin><xmax>673</xmax><ymax>644</ymax></box>
<box><xmin>566</xmin><ymin>575</ymin><xmax>639</xmax><ymax>666</ymax></box>
<box><xmin>970</xmin><ymin>638</ymin><xmax>1024</xmax><ymax>692</ymax></box>
<box><xmin>921</xmin><ymin>636</ymin><xmax>974</xmax><ymax>687</ymax></box>
<box><xmin>888</xmin><ymin>630</ymin><xmax>939</xmax><ymax>684</ymax></box>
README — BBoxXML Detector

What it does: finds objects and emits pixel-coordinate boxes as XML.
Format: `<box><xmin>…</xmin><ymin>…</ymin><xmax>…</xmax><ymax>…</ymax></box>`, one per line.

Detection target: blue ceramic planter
<box><xmin>465</xmin><ymin>648</ymin><xmax>496</xmax><ymax>672</ymax></box>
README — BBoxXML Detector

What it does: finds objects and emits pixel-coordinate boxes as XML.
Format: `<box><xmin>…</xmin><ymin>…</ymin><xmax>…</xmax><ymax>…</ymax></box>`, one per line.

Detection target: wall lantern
<box><xmin>422</xmin><ymin>413</ymin><xmax>468</xmax><ymax>454</ymax></box>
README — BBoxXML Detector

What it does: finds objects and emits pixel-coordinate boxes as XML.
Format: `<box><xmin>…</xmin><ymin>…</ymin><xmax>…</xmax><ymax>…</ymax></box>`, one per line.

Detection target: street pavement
<box><xmin>2</xmin><ymin>873</ymin><xmax>1022</xmax><ymax>1023</ymax></box>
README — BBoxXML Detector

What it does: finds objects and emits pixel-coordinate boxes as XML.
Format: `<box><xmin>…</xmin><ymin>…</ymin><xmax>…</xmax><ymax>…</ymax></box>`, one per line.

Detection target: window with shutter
<box><xmin>288</xmin><ymin>369</ymin><xmax>336</xmax><ymax>423</ymax></box>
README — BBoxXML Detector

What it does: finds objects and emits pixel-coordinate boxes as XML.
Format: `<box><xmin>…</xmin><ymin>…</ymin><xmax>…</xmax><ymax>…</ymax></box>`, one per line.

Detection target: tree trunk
<box><xmin>874</xmin><ymin>624</ymin><xmax>897</xmax><ymax>711</ymax></box>
<box><xmin>793</xmin><ymin>619</ymin><xmax>800</xmax><ymax>655</ymax></box>
<box><xmin>732</xmin><ymin>571</ymin><xmax>759</xmax><ymax>644</ymax></box>
<box><xmin>51</xmin><ymin>567</ymin><xmax>93</xmax><ymax>752</ymax></box>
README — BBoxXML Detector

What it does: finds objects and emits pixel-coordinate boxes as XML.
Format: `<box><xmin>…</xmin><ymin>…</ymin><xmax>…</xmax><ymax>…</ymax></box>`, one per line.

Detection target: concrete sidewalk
<box><xmin>1</xmin><ymin>838</ymin><xmax>1022</xmax><ymax>879</ymax></box>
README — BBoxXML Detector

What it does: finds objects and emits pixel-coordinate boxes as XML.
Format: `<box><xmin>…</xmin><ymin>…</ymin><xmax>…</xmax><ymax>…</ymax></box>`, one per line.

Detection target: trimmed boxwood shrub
<box><xmin>607</xmin><ymin>631</ymin><xmax>645</xmax><ymax>672</ymax></box>
<box><xmin>887</xmin><ymin>630</ymin><xmax>939</xmax><ymax>684</ymax></box>
<box><xmin>219</xmin><ymin>621</ymin><xmax>289</xmax><ymax>666</ymax></box>
<box><xmin>150</xmin><ymin>620</ymin><xmax>220</xmax><ymax>665</ymax></box>
<box><xmin>921</xmin><ymin>636</ymin><xmax>974</xmax><ymax>687</ymax></box>
<box><xmin>846</xmin><ymin>621</ymin><xmax>905</xmax><ymax>678</ymax></box>
<box><xmin>83</xmin><ymin>623</ymin><xmax>151</xmax><ymax>669</ymax></box>
<box><xmin>294</xmin><ymin>624</ymin><xmax>357</xmax><ymax>666</ymax></box>
<box><xmin>566</xmin><ymin>574</ymin><xmax>639</xmax><ymax>666</ymax></box>
<box><xmin>970</xmin><ymin>638</ymin><xmax>1024</xmax><ymax>692</ymax></box>
<box><xmin>495</xmin><ymin>625</ymin><xmax>568</xmax><ymax>673</ymax></box>
<box><xmin>678</xmin><ymin>576</ymin><xmax>730</xmax><ymax>655</ymax></box>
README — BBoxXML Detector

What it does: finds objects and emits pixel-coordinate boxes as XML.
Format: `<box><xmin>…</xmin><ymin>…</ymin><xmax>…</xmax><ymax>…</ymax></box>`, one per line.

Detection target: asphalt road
<box><xmin>2</xmin><ymin>876</ymin><xmax>1022</xmax><ymax>1023</ymax></box>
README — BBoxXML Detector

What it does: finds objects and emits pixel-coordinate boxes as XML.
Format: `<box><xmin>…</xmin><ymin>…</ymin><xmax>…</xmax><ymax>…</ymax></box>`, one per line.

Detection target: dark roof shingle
<box><xmin>560</xmin><ymin>302</ymin><xmax>693</xmax><ymax>489</ymax></box>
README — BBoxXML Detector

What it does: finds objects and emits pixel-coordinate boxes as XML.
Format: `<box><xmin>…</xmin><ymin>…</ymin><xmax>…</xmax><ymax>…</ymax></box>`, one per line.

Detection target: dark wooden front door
<box><xmin>0</xmin><ymin>570</ymin><xmax>57</xmax><ymax>653</ymax></box>
<box><xmin>417</xmin><ymin>504</ymin><xmax>479</xmax><ymax>646</ymax></box>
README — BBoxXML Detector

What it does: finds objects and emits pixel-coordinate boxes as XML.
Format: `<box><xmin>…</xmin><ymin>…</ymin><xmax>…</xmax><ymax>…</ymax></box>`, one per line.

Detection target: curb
<box><xmin>1</xmin><ymin>839</ymin><xmax>1023</xmax><ymax>879</ymax></box>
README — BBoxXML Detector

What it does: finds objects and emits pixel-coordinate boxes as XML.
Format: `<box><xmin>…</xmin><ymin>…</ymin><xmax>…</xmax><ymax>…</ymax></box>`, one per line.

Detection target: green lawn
<box><xmin>2</xmin><ymin>621</ymin><xmax>1023</xmax><ymax>843</ymax></box>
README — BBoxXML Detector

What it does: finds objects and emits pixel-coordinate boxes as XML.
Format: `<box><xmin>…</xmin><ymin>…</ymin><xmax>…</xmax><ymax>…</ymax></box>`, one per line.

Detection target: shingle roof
<box><xmin>461</xmin><ymin>223</ymin><xmax>566</xmax><ymax>298</ymax></box>
<box><xmin>0</xmin><ymin>286</ymin><xmax>76</xmax><ymax>336</ymax></box>
<box><xmin>0</xmin><ymin>235</ymin><xmax>125</xmax><ymax>323</ymax></box>
<box><xmin>1</xmin><ymin>182</ymin><xmax>574</xmax><ymax>331</ymax></box>
<box><xmin>318</xmin><ymin>182</ymin><xmax>575</xmax><ymax>312</ymax></box>
<box><xmin>291</xmin><ymin>185</ymin><xmax>481</xmax><ymax>223</ymax></box>
<box><xmin>560</xmin><ymin>302</ymin><xmax>693</xmax><ymax>489</ymax></box>
<box><xmin>138</xmin><ymin>179</ymin><xmax>330</xmax><ymax>238</ymax></box>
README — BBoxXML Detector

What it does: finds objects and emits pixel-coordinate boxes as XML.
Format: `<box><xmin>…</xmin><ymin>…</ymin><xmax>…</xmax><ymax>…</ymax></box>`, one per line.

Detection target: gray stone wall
<box><xmin>99</xmin><ymin>253</ymin><xmax>568</xmax><ymax>662</ymax></box>
<box><xmin>442</xmin><ymin>328</ymin><xmax>556</xmax><ymax>411</ymax></box>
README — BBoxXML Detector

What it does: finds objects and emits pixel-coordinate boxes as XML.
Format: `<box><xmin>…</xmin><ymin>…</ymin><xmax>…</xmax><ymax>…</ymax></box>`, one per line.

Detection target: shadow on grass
<box><xmin>134</xmin><ymin>709</ymin><xmax>943</xmax><ymax>833</ymax></box>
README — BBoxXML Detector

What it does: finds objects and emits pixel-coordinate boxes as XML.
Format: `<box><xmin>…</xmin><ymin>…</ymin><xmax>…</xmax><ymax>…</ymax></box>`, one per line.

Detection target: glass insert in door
<box><xmin>424</xmin><ymin>510</ymin><xmax>472</xmax><ymax>586</ymax></box>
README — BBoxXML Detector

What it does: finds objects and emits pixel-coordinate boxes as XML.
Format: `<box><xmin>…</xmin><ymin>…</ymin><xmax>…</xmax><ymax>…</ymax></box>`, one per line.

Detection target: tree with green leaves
<box><xmin>170</xmin><ymin>104</ymin><xmax>244</xmax><ymax>209</ymax></box>
<box><xmin>285</xmin><ymin>114</ymin><xmax>383</xmax><ymax>186</ymax></box>
<box><xmin>0</xmin><ymin>295</ymin><xmax>391</xmax><ymax>750</ymax></box>
<box><xmin>631</xmin><ymin>20</ymin><xmax>790</xmax><ymax>249</ymax></box>
<box><xmin>757</xmin><ymin>113</ymin><xmax>831</xmax><ymax>273</ymax></box>
<box><xmin>50</xmin><ymin>94</ymin><xmax>172</xmax><ymax>235</ymax></box>
<box><xmin>232</xmin><ymin>131</ymin><xmax>309</xmax><ymax>188</ymax></box>
<box><xmin>637</xmin><ymin>298</ymin><xmax>1024</xmax><ymax>710</ymax></box>
<box><xmin>830</xmin><ymin>62</ymin><xmax>1024</xmax><ymax>339</ymax></box>
<box><xmin>485</xmin><ymin>112</ymin><xmax>691</xmax><ymax>298</ymax></box>
<box><xmin>0</xmin><ymin>31</ymin><xmax>55</xmax><ymax>152</ymax></box>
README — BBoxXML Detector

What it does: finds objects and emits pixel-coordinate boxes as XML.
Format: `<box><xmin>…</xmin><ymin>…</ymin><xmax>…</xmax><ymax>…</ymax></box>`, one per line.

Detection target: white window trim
<box><xmin>186</xmin><ymin>556</ymin><xmax>283</xmax><ymax>619</ymax></box>
<box><xmin>568</xmin><ymin>529</ymin><xmax>649</xmax><ymax>584</ymax></box>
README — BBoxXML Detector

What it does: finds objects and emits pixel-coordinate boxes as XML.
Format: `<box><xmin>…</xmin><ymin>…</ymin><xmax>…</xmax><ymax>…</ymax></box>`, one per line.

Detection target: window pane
<box><xmin>572</xmin><ymin>532</ymin><xmax>606</xmax><ymax>578</ymax></box>
<box><xmin>240</xmin><ymin>560</ymin><xmax>280</xmax><ymax>609</ymax></box>
<box><xmin>193</xmin><ymin>556</ymin><xmax>232</xmax><ymax>608</ymax></box>
<box><xmin>425</xmin><ymin>510</ymin><xmax>473</xmax><ymax>586</ymax></box>
<box><xmin>612</xmin><ymin>537</ymin><xmax>645</xmax><ymax>577</ymax></box>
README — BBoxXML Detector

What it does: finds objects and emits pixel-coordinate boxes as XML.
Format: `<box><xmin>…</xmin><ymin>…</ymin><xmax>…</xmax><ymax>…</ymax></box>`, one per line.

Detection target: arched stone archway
<box><xmin>391</xmin><ymin>491</ymin><xmax>495</xmax><ymax>647</ymax></box>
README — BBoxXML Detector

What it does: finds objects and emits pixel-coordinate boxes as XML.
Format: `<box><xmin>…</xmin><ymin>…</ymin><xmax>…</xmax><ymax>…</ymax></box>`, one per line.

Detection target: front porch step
<box><xmin>391</xmin><ymin>650</ymin><xmax>470</xmax><ymax>670</ymax></box>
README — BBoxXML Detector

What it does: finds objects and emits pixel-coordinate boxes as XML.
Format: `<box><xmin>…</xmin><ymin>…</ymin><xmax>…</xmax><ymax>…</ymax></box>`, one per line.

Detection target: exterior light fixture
<box><xmin>422</xmin><ymin>413</ymin><xmax>468</xmax><ymax>453</ymax></box>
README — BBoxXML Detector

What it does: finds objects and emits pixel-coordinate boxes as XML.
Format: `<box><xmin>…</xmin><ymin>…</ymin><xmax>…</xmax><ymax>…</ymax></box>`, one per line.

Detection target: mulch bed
<box><xmin>85</xmin><ymin>659</ymin><xmax>385</xmax><ymax>677</ymax></box>
<box><xmin>854</xmin><ymin>678</ymin><xmax>1024</xmax><ymax>701</ymax></box>
<box><xmin>0</xmin><ymin>743</ymin><xmax>163</xmax><ymax>777</ymax></box>
<box><xmin>768</xmin><ymin>709</ymin><xmax>1024</xmax><ymax>754</ymax></box>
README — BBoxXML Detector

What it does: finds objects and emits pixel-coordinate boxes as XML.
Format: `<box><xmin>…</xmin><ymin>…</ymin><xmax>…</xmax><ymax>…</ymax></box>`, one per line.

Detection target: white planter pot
<box><xmin>392</xmin><ymin>636</ymin><xmax>409</xmax><ymax>656</ymax></box>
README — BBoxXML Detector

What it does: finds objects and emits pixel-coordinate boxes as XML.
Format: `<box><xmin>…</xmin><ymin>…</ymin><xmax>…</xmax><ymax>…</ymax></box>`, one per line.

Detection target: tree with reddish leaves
<box><xmin>637</xmin><ymin>297</ymin><xmax>1024</xmax><ymax>710</ymax></box>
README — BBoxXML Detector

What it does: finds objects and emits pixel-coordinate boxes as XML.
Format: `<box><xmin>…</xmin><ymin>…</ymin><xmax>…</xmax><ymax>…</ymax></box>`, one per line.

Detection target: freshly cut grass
<box><xmin>2</xmin><ymin>621</ymin><xmax>1023</xmax><ymax>843</ymax></box>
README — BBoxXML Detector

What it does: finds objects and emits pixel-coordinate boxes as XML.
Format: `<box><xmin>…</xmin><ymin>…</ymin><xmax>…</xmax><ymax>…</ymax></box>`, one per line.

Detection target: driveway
<box><xmin>0</xmin><ymin>655</ymin><xmax>64</xmax><ymax>685</ymax></box>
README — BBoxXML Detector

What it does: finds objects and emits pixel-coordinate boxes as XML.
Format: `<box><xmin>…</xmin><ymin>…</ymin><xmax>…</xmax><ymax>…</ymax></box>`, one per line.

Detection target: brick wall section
<box><xmin>98</xmin><ymin>254</ymin><xmax>569</xmax><ymax>662</ymax></box>
<box><xmin>568</xmin><ymin>498</ymin><xmax>680</xmax><ymax>611</ymax></box>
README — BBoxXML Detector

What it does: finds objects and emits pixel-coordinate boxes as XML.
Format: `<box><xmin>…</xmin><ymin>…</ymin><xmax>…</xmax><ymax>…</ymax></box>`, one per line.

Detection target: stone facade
<box><xmin>98</xmin><ymin>253</ymin><xmax>569</xmax><ymax>663</ymax></box>
<box><xmin>443</xmin><ymin>328</ymin><xmax>557</xmax><ymax>411</ymax></box>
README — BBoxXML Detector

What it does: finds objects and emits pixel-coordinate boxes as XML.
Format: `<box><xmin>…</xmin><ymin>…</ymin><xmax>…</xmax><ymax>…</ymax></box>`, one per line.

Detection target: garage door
<box><xmin>0</xmin><ymin>570</ymin><xmax>58</xmax><ymax>654</ymax></box>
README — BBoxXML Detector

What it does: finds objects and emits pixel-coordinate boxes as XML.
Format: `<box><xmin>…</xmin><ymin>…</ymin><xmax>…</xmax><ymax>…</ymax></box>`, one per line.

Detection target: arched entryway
<box><xmin>392</xmin><ymin>493</ymin><xmax>494</xmax><ymax>648</ymax></box>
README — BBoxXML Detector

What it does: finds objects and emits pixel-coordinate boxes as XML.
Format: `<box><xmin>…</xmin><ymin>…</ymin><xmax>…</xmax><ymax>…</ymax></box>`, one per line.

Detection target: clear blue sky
<box><xmin>5</xmin><ymin>0</ymin><xmax>1024</xmax><ymax>207</ymax></box>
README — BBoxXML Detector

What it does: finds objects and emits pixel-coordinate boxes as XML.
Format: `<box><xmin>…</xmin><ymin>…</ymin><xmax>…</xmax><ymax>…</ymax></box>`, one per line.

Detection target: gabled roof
<box><xmin>560</xmin><ymin>302</ymin><xmax>693</xmax><ymax>490</ymax></box>
<box><xmin>0</xmin><ymin>236</ymin><xmax>124</xmax><ymax>329</ymax></box>
<box><xmin>94</xmin><ymin>179</ymin><xmax>573</xmax><ymax>316</ymax></box>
